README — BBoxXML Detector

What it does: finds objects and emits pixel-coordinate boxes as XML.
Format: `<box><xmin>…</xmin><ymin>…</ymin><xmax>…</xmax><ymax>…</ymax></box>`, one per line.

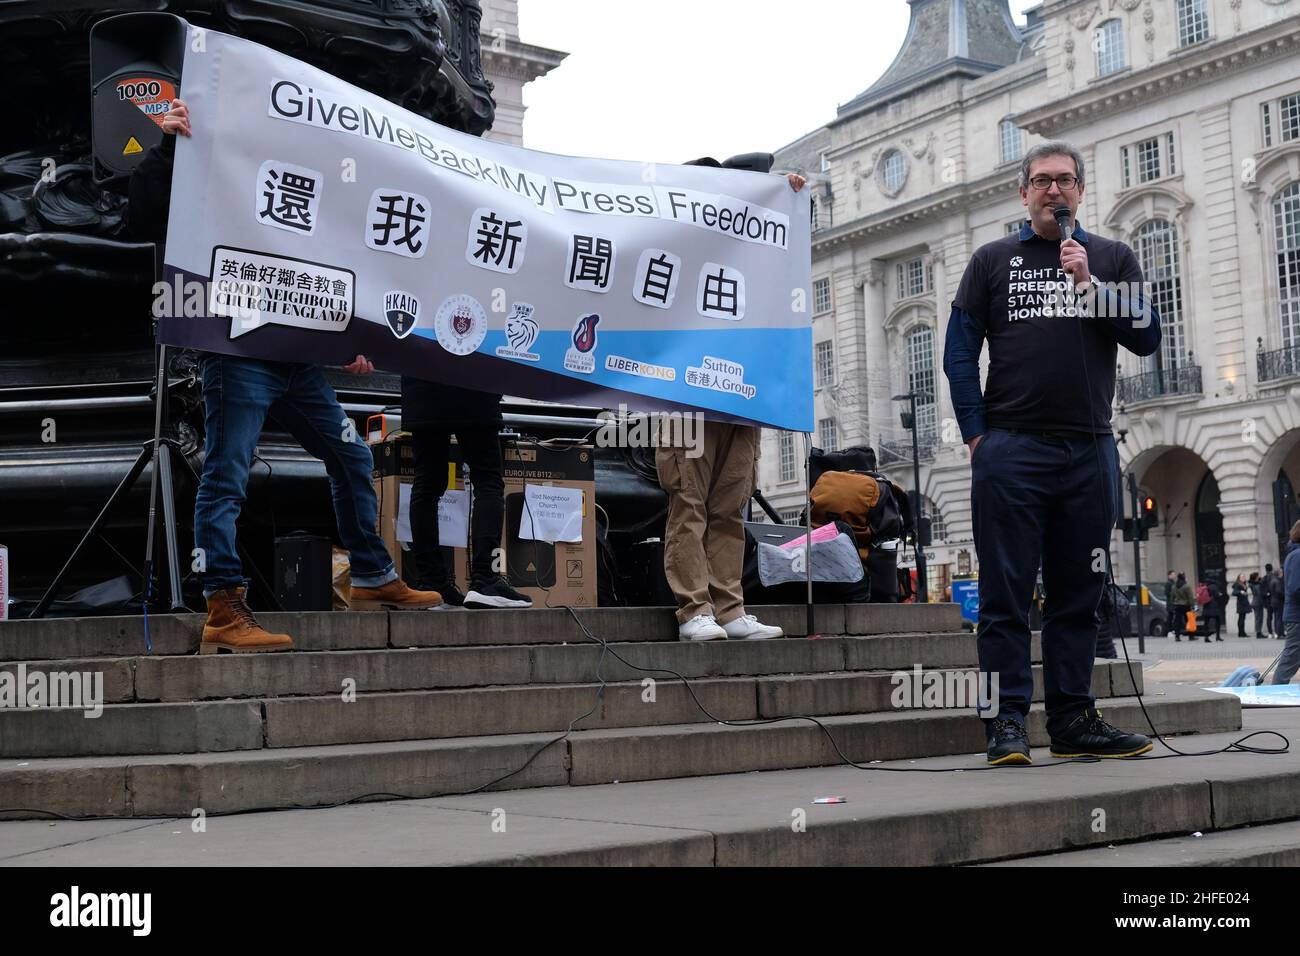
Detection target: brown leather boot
<box><xmin>350</xmin><ymin>579</ymin><xmax>442</xmax><ymax>610</ymax></box>
<box><xmin>200</xmin><ymin>588</ymin><xmax>294</xmax><ymax>654</ymax></box>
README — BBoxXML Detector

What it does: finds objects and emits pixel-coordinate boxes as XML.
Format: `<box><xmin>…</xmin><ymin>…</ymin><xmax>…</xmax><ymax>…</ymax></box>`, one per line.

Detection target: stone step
<box><xmin>0</xmin><ymin>698</ymin><xmax>1286</xmax><ymax>866</ymax></box>
<box><xmin>0</xmin><ymin>660</ymin><xmax>1135</xmax><ymax>758</ymax></box>
<box><xmin>2</xmin><ymin>631</ymin><xmax>1055</xmax><ymax>703</ymax></box>
<box><xmin>0</xmin><ymin>685</ymin><xmax>1236</xmax><ymax>817</ymax></box>
<box><xmin>0</xmin><ymin>603</ymin><xmax>965</xmax><ymax>661</ymax></box>
<box><xmin>978</xmin><ymin>819</ymin><xmax>1300</xmax><ymax>867</ymax></box>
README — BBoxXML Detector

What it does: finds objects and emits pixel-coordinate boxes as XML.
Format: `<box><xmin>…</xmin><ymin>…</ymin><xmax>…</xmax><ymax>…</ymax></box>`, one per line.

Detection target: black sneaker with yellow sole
<box><xmin>986</xmin><ymin>717</ymin><xmax>1032</xmax><ymax>766</ymax></box>
<box><xmin>1049</xmin><ymin>708</ymin><xmax>1153</xmax><ymax>758</ymax></box>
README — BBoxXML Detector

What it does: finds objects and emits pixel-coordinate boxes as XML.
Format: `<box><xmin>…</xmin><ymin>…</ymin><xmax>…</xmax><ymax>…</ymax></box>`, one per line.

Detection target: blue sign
<box><xmin>951</xmin><ymin>579</ymin><xmax>979</xmax><ymax>623</ymax></box>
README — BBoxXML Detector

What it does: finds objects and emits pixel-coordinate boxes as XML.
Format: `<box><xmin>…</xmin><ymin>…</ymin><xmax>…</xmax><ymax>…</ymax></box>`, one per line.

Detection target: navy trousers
<box><xmin>971</xmin><ymin>427</ymin><xmax>1119</xmax><ymax>735</ymax></box>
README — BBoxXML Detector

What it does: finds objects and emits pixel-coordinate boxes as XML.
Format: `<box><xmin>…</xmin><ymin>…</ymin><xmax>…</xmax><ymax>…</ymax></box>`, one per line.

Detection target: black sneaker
<box><xmin>986</xmin><ymin>718</ymin><xmax>1031</xmax><ymax>766</ymax></box>
<box><xmin>421</xmin><ymin>579</ymin><xmax>464</xmax><ymax>608</ymax></box>
<box><xmin>464</xmin><ymin>576</ymin><xmax>533</xmax><ymax>609</ymax></box>
<box><xmin>1049</xmin><ymin>708</ymin><xmax>1153</xmax><ymax>758</ymax></box>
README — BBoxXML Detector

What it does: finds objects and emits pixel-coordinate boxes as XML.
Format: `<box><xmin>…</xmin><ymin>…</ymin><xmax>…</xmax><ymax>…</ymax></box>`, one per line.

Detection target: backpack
<box><xmin>810</xmin><ymin>470</ymin><xmax>907</xmax><ymax>557</ymax></box>
<box><xmin>1196</xmin><ymin>582</ymin><xmax>1211</xmax><ymax>606</ymax></box>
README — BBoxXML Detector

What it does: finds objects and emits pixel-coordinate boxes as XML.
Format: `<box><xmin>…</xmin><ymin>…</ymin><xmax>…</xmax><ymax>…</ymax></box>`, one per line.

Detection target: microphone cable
<box><xmin>1055</xmin><ymin>204</ymin><xmax>1287</xmax><ymax>759</ymax></box>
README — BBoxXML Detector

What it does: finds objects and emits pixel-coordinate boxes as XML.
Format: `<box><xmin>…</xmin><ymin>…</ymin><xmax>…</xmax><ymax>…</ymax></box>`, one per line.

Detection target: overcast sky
<box><xmin>518</xmin><ymin>0</ymin><xmax>1041</xmax><ymax>164</ymax></box>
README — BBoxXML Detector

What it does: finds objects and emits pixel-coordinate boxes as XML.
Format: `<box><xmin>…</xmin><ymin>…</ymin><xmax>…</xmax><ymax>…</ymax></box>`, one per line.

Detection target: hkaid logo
<box><xmin>50</xmin><ymin>886</ymin><xmax>151</xmax><ymax>936</ymax></box>
<box><xmin>383</xmin><ymin>290</ymin><xmax>420</xmax><ymax>339</ymax></box>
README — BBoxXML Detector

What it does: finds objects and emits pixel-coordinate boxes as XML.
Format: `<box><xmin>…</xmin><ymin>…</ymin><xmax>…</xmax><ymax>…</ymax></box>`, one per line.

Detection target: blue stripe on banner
<box><xmin>412</xmin><ymin>327</ymin><xmax>813</xmax><ymax>430</ymax></box>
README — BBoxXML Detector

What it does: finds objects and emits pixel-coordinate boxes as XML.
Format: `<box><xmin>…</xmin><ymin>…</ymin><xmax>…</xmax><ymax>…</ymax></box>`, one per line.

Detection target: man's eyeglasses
<box><xmin>1028</xmin><ymin>175</ymin><xmax>1079</xmax><ymax>190</ymax></box>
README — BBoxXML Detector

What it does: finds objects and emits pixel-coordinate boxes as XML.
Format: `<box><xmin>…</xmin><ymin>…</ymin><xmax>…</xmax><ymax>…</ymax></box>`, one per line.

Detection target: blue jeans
<box><xmin>971</xmin><ymin>428</ymin><xmax>1119</xmax><ymax>735</ymax></box>
<box><xmin>195</xmin><ymin>355</ymin><xmax>397</xmax><ymax>596</ymax></box>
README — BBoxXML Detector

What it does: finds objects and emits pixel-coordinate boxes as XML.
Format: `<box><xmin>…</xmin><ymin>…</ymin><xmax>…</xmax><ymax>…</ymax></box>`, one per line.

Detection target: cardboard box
<box><xmin>489</xmin><ymin>441</ymin><xmax>597</xmax><ymax>608</ymax></box>
<box><xmin>370</xmin><ymin>433</ymin><xmax>467</xmax><ymax>588</ymax></box>
<box><xmin>372</xmin><ymin>435</ymin><xmax>597</xmax><ymax>608</ymax></box>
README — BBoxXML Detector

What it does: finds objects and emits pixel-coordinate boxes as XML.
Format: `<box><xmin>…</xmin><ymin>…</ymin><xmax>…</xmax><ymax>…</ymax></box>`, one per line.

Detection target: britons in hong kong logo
<box><xmin>433</xmin><ymin>293</ymin><xmax>487</xmax><ymax>356</ymax></box>
<box><xmin>495</xmin><ymin>302</ymin><xmax>540</xmax><ymax>362</ymax></box>
<box><xmin>383</xmin><ymin>290</ymin><xmax>420</xmax><ymax>339</ymax></box>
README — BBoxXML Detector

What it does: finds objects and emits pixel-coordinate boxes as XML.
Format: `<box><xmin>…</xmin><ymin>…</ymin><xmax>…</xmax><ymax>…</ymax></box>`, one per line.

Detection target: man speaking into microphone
<box><xmin>943</xmin><ymin>142</ymin><xmax>1161</xmax><ymax>765</ymax></box>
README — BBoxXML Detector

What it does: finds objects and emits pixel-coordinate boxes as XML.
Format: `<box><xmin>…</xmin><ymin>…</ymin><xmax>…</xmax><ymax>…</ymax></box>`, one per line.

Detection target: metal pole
<box><xmin>911</xmin><ymin>391</ymin><xmax>928</xmax><ymax>603</ymax></box>
<box><xmin>1128</xmin><ymin>471</ymin><xmax>1145</xmax><ymax>654</ymax></box>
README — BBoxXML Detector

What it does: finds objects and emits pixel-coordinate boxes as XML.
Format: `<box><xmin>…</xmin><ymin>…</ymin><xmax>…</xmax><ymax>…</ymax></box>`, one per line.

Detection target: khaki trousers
<box><xmin>656</xmin><ymin>421</ymin><xmax>758</xmax><ymax>625</ymax></box>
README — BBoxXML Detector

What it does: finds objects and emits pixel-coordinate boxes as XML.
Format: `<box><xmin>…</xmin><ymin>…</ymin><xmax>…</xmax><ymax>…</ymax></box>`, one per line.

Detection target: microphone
<box><xmin>1050</xmin><ymin>205</ymin><xmax>1071</xmax><ymax>244</ymax></box>
<box><xmin>1053</xmin><ymin>205</ymin><xmax>1074</xmax><ymax>244</ymax></box>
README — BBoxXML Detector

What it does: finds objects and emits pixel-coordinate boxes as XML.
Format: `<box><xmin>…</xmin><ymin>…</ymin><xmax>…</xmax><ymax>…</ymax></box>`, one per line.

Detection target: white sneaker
<box><xmin>722</xmin><ymin>614</ymin><xmax>784</xmax><ymax>640</ymax></box>
<box><xmin>678</xmin><ymin>614</ymin><xmax>727</xmax><ymax>641</ymax></box>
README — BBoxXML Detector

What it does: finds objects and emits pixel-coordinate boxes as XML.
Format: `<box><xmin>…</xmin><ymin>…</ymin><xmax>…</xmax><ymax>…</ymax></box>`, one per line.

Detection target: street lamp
<box><xmin>1116</xmin><ymin>403</ymin><xmax>1129</xmax><ymax>445</ymax></box>
<box><xmin>891</xmin><ymin>390</ymin><xmax>930</xmax><ymax>603</ymax></box>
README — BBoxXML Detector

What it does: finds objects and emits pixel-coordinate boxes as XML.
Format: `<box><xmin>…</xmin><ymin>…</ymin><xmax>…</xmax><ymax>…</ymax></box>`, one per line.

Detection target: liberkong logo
<box><xmin>383</xmin><ymin>290</ymin><xmax>420</xmax><ymax>339</ymax></box>
<box><xmin>563</xmin><ymin>312</ymin><xmax>600</xmax><ymax>375</ymax></box>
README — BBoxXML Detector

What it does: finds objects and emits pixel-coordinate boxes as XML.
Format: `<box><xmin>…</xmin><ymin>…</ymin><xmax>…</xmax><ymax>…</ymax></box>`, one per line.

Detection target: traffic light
<box><xmin>1142</xmin><ymin>495</ymin><xmax>1158</xmax><ymax>530</ymax></box>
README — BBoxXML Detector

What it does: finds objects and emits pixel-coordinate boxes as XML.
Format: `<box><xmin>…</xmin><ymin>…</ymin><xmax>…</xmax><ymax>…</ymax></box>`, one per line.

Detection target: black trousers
<box><xmin>1237</xmin><ymin>610</ymin><xmax>1248</xmax><ymax>636</ymax></box>
<box><xmin>408</xmin><ymin>427</ymin><xmax>505</xmax><ymax>584</ymax></box>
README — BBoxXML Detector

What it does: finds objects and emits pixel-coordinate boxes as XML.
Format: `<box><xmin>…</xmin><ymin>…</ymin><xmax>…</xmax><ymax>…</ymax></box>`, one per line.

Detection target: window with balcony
<box><xmin>906</xmin><ymin>326</ymin><xmax>937</xmax><ymax>439</ymax></box>
<box><xmin>1278</xmin><ymin>182</ymin><xmax>1300</xmax><ymax>350</ymax></box>
<box><xmin>1135</xmin><ymin>219</ymin><xmax>1189</xmax><ymax>379</ymax></box>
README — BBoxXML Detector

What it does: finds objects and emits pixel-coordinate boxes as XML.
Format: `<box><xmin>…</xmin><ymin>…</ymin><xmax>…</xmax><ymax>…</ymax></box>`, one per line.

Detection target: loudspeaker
<box><xmin>90</xmin><ymin>13</ymin><xmax>188</xmax><ymax>185</ymax></box>
<box><xmin>506</xmin><ymin>493</ymin><xmax>556</xmax><ymax>588</ymax></box>
<box><xmin>274</xmin><ymin>534</ymin><xmax>332</xmax><ymax>612</ymax></box>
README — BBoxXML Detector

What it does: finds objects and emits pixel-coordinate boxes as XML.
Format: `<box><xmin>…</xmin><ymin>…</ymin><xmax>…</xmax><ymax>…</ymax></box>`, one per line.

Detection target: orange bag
<box><xmin>1185</xmin><ymin>610</ymin><xmax>1197</xmax><ymax>633</ymax></box>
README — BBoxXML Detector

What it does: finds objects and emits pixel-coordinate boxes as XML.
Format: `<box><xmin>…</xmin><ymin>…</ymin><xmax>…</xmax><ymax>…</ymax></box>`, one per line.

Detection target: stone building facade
<box><xmin>764</xmin><ymin>0</ymin><xmax>1300</xmax><ymax>606</ymax></box>
<box><xmin>479</xmin><ymin>0</ymin><xmax>566</xmax><ymax>146</ymax></box>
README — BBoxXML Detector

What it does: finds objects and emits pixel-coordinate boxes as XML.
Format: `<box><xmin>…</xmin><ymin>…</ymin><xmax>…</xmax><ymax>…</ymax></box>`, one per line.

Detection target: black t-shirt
<box><xmin>952</xmin><ymin>228</ymin><xmax>1144</xmax><ymax>434</ymax></box>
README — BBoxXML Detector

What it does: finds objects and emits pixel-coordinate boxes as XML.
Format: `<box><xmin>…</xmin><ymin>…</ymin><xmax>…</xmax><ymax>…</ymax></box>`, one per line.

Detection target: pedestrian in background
<box><xmin>1171</xmin><ymin>572</ymin><xmax>1193</xmax><ymax>642</ymax></box>
<box><xmin>1250</xmin><ymin>571</ymin><xmax>1265</xmax><ymax>638</ymax></box>
<box><xmin>1268</xmin><ymin>564</ymin><xmax>1284</xmax><ymax>638</ymax></box>
<box><xmin>1199</xmin><ymin>577</ymin><xmax>1223</xmax><ymax>643</ymax></box>
<box><xmin>1232</xmin><ymin>573</ymin><xmax>1250</xmax><ymax>638</ymax></box>
<box><xmin>1274</xmin><ymin>522</ymin><xmax>1300</xmax><ymax>684</ymax></box>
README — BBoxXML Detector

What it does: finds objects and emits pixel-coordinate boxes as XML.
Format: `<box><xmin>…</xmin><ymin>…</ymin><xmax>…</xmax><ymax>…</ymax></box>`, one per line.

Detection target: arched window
<box><xmin>1275</xmin><ymin>182</ymin><xmax>1300</xmax><ymax>349</ymax></box>
<box><xmin>906</xmin><ymin>326</ymin><xmax>937</xmax><ymax>439</ymax></box>
<box><xmin>999</xmin><ymin>119</ymin><xmax>1023</xmax><ymax>165</ymax></box>
<box><xmin>1134</xmin><ymin>219</ymin><xmax>1186</xmax><ymax>373</ymax></box>
<box><xmin>881</xmin><ymin>150</ymin><xmax>907</xmax><ymax>194</ymax></box>
<box><xmin>1094</xmin><ymin>19</ymin><xmax>1126</xmax><ymax>77</ymax></box>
